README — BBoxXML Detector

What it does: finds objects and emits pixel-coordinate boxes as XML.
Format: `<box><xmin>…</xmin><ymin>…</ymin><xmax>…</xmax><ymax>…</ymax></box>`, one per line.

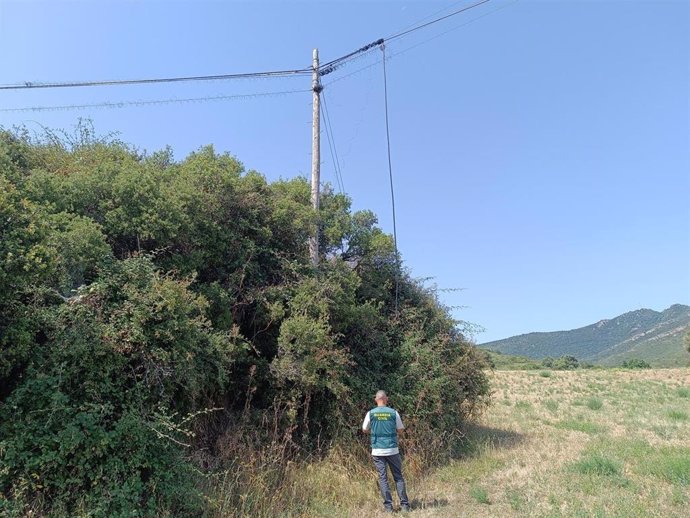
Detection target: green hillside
<box><xmin>480</xmin><ymin>304</ymin><xmax>690</xmax><ymax>367</ymax></box>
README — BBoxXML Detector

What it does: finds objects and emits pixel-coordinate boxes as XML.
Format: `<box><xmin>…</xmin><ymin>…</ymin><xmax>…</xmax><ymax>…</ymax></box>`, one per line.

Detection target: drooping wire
<box><xmin>0</xmin><ymin>39</ymin><xmax>378</xmax><ymax>92</ymax></box>
<box><xmin>381</xmin><ymin>44</ymin><xmax>400</xmax><ymax>313</ymax></box>
<box><xmin>0</xmin><ymin>88</ymin><xmax>311</xmax><ymax>113</ymax></box>
<box><xmin>0</xmin><ymin>68</ymin><xmax>311</xmax><ymax>91</ymax></box>
<box><xmin>320</xmin><ymin>90</ymin><xmax>345</xmax><ymax>193</ymax></box>
<box><xmin>9</xmin><ymin>0</ymin><xmax>511</xmax><ymax>114</ymax></box>
<box><xmin>1</xmin><ymin>1</ymin><xmax>491</xmax><ymax>93</ymax></box>
<box><xmin>320</xmin><ymin>99</ymin><xmax>342</xmax><ymax>193</ymax></box>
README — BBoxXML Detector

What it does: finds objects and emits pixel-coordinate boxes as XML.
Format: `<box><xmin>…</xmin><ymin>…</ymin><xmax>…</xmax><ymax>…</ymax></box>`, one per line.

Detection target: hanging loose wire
<box><xmin>0</xmin><ymin>89</ymin><xmax>311</xmax><ymax>113</ymax></box>
<box><xmin>320</xmin><ymin>90</ymin><xmax>345</xmax><ymax>193</ymax></box>
<box><xmin>381</xmin><ymin>44</ymin><xmax>400</xmax><ymax>312</ymax></box>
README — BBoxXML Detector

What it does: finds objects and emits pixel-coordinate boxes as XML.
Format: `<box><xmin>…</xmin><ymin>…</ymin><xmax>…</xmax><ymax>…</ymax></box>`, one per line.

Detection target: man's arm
<box><xmin>362</xmin><ymin>411</ymin><xmax>371</xmax><ymax>433</ymax></box>
<box><xmin>395</xmin><ymin>411</ymin><xmax>404</xmax><ymax>436</ymax></box>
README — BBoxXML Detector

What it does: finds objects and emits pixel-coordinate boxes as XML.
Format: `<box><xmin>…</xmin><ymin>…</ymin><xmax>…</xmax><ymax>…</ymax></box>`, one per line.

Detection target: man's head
<box><xmin>375</xmin><ymin>390</ymin><xmax>388</xmax><ymax>406</ymax></box>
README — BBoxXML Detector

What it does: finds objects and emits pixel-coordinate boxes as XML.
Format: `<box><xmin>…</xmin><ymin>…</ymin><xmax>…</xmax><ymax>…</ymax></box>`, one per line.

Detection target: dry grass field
<box><xmin>291</xmin><ymin>368</ymin><xmax>690</xmax><ymax>517</ymax></box>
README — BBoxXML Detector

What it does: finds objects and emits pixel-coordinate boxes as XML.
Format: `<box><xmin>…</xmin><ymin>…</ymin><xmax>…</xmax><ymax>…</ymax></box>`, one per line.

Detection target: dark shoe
<box><xmin>401</xmin><ymin>504</ymin><xmax>411</xmax><ymax>512</ymax></box>
<box><xmin>384</xmin><ymin>507</ymin><xmax>394</xmax><ymax>513</ymax></box>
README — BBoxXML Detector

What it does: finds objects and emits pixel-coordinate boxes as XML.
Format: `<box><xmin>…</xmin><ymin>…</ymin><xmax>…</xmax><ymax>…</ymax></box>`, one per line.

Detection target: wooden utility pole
<box><xmin>309</xmin><ymin>48</ymin><xmax>321</xmax><ymax>266</ymax></box>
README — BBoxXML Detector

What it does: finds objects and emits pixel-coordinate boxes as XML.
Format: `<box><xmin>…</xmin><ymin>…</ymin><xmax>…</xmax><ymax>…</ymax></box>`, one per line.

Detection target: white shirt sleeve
<box><xmin>362</xmin><ymin>411</ymin><xmax>371</xmax><ymax>431</ymax></box>
<box><xmin>395</xmin><ymin>411</ymin><xmax>404</xmax><ymax>430</ymax></box>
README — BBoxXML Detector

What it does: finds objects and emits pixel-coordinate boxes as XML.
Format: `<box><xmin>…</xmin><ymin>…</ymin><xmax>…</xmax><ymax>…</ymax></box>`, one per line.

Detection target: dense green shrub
<box><xmin>621</xmin><ymin>358</ymin><xmax>651</xmax><ymax>369</ymax></box>
<box><xmin>0</xmin><ymin>258</ymin><xmax>244</xmax><ymax>516</ymax></box>
<box><xmin>542</xmin><ymin>355</ymin><xmax>579</xmax><ymax>370</ymax></box>
<box><xmin>0</xmin><ymin>125</ymin><xmax>490</xmax><ymax>516</ymax></box>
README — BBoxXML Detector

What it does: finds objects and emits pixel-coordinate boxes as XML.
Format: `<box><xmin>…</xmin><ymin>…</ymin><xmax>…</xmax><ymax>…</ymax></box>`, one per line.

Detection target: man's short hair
<box><xmin>375</xmin><ymin>390</ymin><xmax>387</xmax><ymax>400</ymax></box>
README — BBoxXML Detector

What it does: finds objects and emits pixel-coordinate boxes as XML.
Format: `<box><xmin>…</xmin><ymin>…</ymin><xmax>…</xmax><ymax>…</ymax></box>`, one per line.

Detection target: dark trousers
<box><xmin>372</xmin><ymin>453</ymin><xmax>409</xmax><ymax>510</ymax></box>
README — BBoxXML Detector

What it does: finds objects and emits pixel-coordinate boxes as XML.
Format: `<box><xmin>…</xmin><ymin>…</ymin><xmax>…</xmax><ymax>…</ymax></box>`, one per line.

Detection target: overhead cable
<box><xmin>0</xmin><ymin>89</ymin><xmax>310</xmax><ymax>113</ymax></box>
<box><xmin>319</xmin><ymin>38</ymin><xmax>384</xmax><ymax>77</ymax></box>
<box><xmin>387</xmin><ymin>0</ymin><xmax>517</xmax><ymax>57</ymax></box>
<box><xmin>323</xmin><ymin>0</ymin><xmax>515</xmax><ymax>88</ymax></box>
<box><xmin>380</xmin><ymin>44</ymin><xmax>400</xmax><ymax>312</ymax></box>
<box><xmin>1</xmin><ymin>1</ymin><xmax>492</xmax><ymax>93</ymax></box>
<box><xmin>0</xmin><ymin>68</ymin><xmax>311</xmax><ymax>91</ymax></box>
<box><xmin>385</xmin><ymin>0</ymin><xmax>491</xmax><ymax>41</ymax></box>
<box><xmin>321</xmin><ymin>90</ymin><xmax>345</xmax><ymax>193</ymax></box>
<box><xmin>318</xmin><ymin>0</ymin><xmax>492</xmax><ymax>76</ymax></box>
<box><xmin>391</xmin><ymin>0</ymin><xmax>471</xmax><ymax>35</ymax></box>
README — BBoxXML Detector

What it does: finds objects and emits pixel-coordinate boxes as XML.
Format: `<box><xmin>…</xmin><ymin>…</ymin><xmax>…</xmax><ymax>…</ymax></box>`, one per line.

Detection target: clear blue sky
<box><xmin>1</xmin><ymin>0</ymin><xmax>688</xmax><ymax>342</ymax></box>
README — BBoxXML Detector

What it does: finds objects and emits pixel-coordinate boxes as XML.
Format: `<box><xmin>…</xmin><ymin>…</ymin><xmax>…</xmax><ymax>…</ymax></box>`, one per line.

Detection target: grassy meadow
<box><xmin>279</xmin><ymin>368</ymin><xmax>690</xmax><ymax>517</ymax></box>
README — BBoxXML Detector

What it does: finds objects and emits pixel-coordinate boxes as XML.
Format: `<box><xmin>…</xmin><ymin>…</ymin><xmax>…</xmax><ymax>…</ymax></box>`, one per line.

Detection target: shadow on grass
<box><xmin>409</xmin><ymin>497</ymin><xmax>449</xmax><ymax>510</ymax></box>
<box><xmin>456</xmin><ymin>423</ymin><xmax>525</xmax><ymax>457</ymax></box>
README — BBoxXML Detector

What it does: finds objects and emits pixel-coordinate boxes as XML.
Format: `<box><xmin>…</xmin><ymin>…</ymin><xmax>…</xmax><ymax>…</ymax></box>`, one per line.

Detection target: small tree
<box><xmin>553</xmin><ymin>355</ymin><xmax>579</xmax><ymax>370</ymax></box>
<box><xmin>541</xmin><ymin>356</ymin><xmax>555</xmax><ymax>368</ymax></box>
<box><xmin>621</xmin><ymin>358</ymin><xmax>651</xmax><ymax>369</ymax></box>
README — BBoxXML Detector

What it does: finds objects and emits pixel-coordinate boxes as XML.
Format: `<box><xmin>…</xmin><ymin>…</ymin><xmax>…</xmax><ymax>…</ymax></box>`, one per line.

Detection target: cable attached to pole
<box><xmin>0</xmin><ymin>68</ymin><xmax>311</xmax><ymax>91</ymax></box>
<box><xmin>319</xmin><ymin>38</ymin><xmax>385</xmax><ymax>77</ymax></box>
<box><xmin>381</xmin><ymin>44</ymin><xmax>400</xmax><ymax>313</ymax></box>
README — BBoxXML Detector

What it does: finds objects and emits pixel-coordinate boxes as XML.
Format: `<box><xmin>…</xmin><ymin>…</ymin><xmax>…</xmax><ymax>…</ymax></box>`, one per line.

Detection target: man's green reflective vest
<box><xmin>368</xmin><ymin>406</ymin><xmax>398</xmax><ymax>450</ymax></box>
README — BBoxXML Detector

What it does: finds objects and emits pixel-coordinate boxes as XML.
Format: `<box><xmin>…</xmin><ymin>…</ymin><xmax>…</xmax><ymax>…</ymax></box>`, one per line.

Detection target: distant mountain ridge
<box><xmin>479</xmin><ymin>304</ymin><xmax>690</xmax><ymax>367</ymax></box>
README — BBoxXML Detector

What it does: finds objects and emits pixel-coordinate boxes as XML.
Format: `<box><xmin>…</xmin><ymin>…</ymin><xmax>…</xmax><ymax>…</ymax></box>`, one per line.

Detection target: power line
<box><xmin>0</xmin><ymin>69</ymin><xmax>311</xmax><ymax>91</ymax></box>
<box><xmin>323</xmin><ymin>54</ymin><xmax>383</xmax><ymax>88</ymax></box>
<box><xmin>380</xmin><ymin>44</ymin><xmax>400</xmax><ymax>312</ymax></box>
<box><xmin>0</xmin><ymin>39</ymin><xmax>377</xmax><ymax>93</ymax></box>
<box><xmin>390</xmin><ymin>0</ymin><xmax>475</xmax><ymax>36</ymax></box>
<box><xmin>318</xmin><ymin>0</ymin><xmax>492</xmax><ymax>77</ymax></box>
<box><xmin>0</xmin><ymin>1</ymin><xmax>491</xmax><ymax>93</ymax></box>
<box><xmin>321</xmin><ymin>111</ymin><xmax>343</xmax><ymax>193</ymax></box>
<box><xmin>322</xmin><ymin>0</ymin><xmax>516</xmax><ymax>89</ymax></box>
<box><xmin>319</xmin><ymin>38</ymin><xmax>384</xmax><ymax>77</ymax></box>
<box><xmin>319</xmin><ymin>0</ymin><xmax>492</xmax><ymax>75</ymax></box>
<box><xmin>387</xmin><ymin>0</ymin><xmax>517</xmax><ymax>58</ymax></box>
<box><xmin>320</xmin><ymin>90</ymin><xmax>345</xmax><ymax>193</ymax></box>
<box><xmin>0</xmin><ymin>0</ymin><xmax>504</xmax><ymax>117</ymax></box>
<box><xmin>386</xmin><ymin>0</ymin><xmax>491</xmax><ymax>41</ymax></box>
<box><xmin>0</xmin><ymin>89</ymin><xmax>310</xmax><ymax>113</ymax></box>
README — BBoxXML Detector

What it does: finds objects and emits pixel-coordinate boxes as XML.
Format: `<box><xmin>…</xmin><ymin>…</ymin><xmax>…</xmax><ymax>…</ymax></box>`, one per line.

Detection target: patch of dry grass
<box><xmin>334</xmin><ymin>368</ymin><xmax>690</xmax><ymax>517</ymax></box>
<box><xmin>387</xmin><ymin>368</ymin><xmax>690</xmax><ymax>518</ymax></box>
<box><xmin>212</xmin><ymin>369</ymin><xmax>690</xmax><ymax>517</ymax></box>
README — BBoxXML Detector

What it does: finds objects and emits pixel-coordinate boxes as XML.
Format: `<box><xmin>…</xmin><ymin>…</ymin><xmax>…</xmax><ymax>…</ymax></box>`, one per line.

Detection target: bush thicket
<box><xmin>541</xmin><ymin>355</ymin><xmax>580</xmax><ymax>370</ymax></box>
<box><xmin>621</xmin><ymin>358</ymin><xmax>652</xmax><ymax>369</ymax></box>
<box><xmin>0</xmin><ymin>124</ymin><xmax>489</xmax><ymax>517</ymax></box>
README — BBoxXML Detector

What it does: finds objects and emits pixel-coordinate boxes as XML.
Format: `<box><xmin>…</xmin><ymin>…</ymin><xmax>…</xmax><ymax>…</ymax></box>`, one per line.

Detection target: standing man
<box><xmin>362</xmin><ymin>390</ymin><xmax>410</xmax><ymax>513</ymax></box>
